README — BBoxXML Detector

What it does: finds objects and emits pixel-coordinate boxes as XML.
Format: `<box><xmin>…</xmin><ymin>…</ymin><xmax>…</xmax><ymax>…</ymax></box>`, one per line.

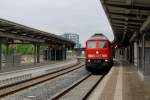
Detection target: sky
<box><xmin>0</xmin><ymin>0</ymin><xmax>114</xmax><ymax>46</ymax></box>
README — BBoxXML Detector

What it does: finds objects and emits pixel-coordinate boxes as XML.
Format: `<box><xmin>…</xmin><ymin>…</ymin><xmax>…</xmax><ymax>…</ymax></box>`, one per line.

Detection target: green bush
<box><xmin>16</xmin><ymin>44</ymin><xmax>33</xmax><ymax>55</ymax></box>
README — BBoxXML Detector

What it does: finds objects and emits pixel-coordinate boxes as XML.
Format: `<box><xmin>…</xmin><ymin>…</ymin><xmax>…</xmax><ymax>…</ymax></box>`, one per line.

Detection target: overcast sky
<box><xmin>0</xmin><ymin>0</ymin><xmax>114</xmax><ymax>46</ymax></box>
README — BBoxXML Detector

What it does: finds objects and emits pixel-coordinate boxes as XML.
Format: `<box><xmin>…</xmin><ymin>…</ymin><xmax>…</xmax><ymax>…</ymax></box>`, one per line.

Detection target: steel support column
<box><xmin>127</xmin><ymin>46</ymin><xmax>130</xmax><ymax>61</ymax></box>
<box><xmin>62</xmin><ymin>45</ymin><xmax>66</xmax><ymax>60</ymax></box>
<box><xmin>0</xmin><ymin>38</ymin><xmax>2</xmax><ymax>70</ymax></box>
<box><xmin>48</xmin><ymin>48</ymin><xmax>52</xmax><ymax>60</ymax></box>
<box><xmin>51</xmin><ymin>49</ymin><xmax>55</xmax><ymax>61</ymax></box>
<box><xmin>142</xmin><ymin>34</ymin><xmax>145</xmax><ymax>72</ymax></box>
<box><xmin>46</xmin><ymin>49</ymin><xmax>48</xmax><ymax>60</ymax></box>
<box><xmin>137</xmin><ymin>41</ymin><xmax>140</xmax><ymax>70</ymax></box>
<box><xmin>6</xmin><ymin>43</ymin><xmax>9</xmax><ymax>55</ymax></box>
<box><xmin>129</xmin><ymin>44</ymin><xmax>133</xmax><ymax>63</ymax></box>
<box><xmin>54</xmin><ymin>49</ymin><xmax>57</xmax><ymax>61</ymax></box>
<box><xmin>37</xmin><ymin>44</ymin><xmax>40</xmax><ymax>63</ymax></box>
<box><xmin>33</xmin><ymin>43</ymin><xmax>37</xmax><ymax>64</ymax></box>
<box><xmin>132</xmin><ymin>43</ymin><xmax>134</xmax><ymax>63</ymax></box>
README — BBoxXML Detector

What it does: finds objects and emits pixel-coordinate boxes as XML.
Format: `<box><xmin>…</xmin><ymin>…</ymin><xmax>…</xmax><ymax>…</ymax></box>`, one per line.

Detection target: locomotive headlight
<box><xmin>96</xmin><ymin>51</ymin><xmax>99</xmax><ymax>54</ymax></box>
<box><xmin>105</xmin><ymin>59</ymin><xmax>108</xmax><ymax>62</ymax></box>
<box><xmin>87</xmin><ymin>60</ymin><xmax>90</xmax><ymax>62</ymax></box>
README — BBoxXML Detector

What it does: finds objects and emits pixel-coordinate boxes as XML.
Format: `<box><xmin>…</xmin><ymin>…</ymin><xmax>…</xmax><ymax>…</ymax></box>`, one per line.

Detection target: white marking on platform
<box><xmin>113</xmin><ymin>62</ymin><xmax>123</xmax><ymax>100</ymax></box>
<box><xmin>27</xmin><ymin>95</ymin><xmax>36</xmax><ymax>98</ymax></box>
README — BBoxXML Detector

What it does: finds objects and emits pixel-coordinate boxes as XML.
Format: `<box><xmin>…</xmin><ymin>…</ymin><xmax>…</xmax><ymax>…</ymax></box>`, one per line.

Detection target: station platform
<box><xmin>0</xmin><ymin>59</ymin><xmax>78</xmax><ymax>88</ymax></box>
<box><xmin>0</xmin><ymin>58</ymin><xmax>77</xmax><ymax>73</ymax></box>
<box><xmin>88</xmin><ymin>60</ymin><xmax>150</xmax><ymax>100</ymax></box>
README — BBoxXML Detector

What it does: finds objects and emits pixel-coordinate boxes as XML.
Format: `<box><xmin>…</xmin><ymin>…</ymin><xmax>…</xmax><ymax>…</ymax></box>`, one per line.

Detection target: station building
<box><xmin>62</xmin><ymin>33</ymin><xmax>81</xmax><ymax>48</ymax></box>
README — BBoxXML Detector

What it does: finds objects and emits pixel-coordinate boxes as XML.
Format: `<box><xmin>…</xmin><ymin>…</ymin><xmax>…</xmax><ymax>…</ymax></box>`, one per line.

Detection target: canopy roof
<box><xmin>0</xmin><ymin>18</ymin><xmax>75</xmax><ymax>47</ymax></box>
<box><xmin>101</xmin><ymin>0</ymin><xmax>150</xmax><ymax>47</ymax></box>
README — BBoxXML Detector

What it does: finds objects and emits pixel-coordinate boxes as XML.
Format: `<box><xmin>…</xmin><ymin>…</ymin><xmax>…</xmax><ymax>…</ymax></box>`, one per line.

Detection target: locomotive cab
<box><xmin>85</xmin><ymin>34</ymin><xmax>113</xmax><ymax>71</ymax></box>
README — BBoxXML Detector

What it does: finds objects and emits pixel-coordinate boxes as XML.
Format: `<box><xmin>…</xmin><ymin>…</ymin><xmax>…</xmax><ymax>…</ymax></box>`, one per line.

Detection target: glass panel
<box><xmin>99</xmin><ymin>41</ymin><xmax>107</xmax><ymax>48</ymax></box>
<box><xmin>87</xmin><ymin>42</ymin><xmax>96</xmax><ymax>48</ymax></box>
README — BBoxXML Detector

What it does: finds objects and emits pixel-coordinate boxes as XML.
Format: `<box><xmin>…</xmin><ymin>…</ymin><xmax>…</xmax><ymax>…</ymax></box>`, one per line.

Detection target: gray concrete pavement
<box><xmin>0</xmin><ymin>59</ymin><xmax>78</xmax><ymax>88</ymax></box>
<box><xmin>88</xmin><ymin>60</ymin><xmax>150</xmax><ymax>100</ymax></box>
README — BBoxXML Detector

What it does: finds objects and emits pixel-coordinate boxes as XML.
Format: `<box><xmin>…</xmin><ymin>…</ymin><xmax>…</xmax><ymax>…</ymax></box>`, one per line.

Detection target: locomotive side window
<box><xmin>87</xmin><ymin>42</ymin><xmax>96</xmax><ymax>48</ymax></box>
<box><xmin>99</xmin><ymin>41</ymin><xmax>107</xmax><ymax>48</ymax></box>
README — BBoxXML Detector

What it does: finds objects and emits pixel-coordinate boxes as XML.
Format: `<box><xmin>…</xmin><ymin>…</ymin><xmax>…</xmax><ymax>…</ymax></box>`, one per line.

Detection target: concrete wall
<box><xmin>134</xmin><ymin>42</ymin><xmax>138</xmax><ymax>66</ymax></box>
<box><xmin>5</xmin><ymin>55</ymin><xmax>21</xmax><ymax>67</ymax></box>
<box><xmin>144</xmin><ymin>47</ymin><xmax>150</xmax><ymax>73</ymax></box>
<box><xmin>139</xmin><ymin>41</ymin><xmax>150</xmax><ymax>47</ymax></box>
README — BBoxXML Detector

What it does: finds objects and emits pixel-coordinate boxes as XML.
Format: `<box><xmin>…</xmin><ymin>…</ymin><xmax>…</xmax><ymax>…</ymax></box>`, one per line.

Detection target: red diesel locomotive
<box><xmin>85</xmin><ymin>33</ymin><xmax>113</xmax><ymax>72</ymax></box>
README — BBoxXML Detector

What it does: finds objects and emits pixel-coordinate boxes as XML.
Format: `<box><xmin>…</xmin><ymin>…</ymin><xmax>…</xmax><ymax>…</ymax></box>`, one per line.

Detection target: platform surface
<box><xmin>0</xmin><ymin>58</ymin><xmax>75</xmax><ymax>73</ymax></box>
<box><xmin>0</xmin><ymin>59</ymin><xmax>78</xmax><ymax>88</ymax></box>
<box><xmin>88</xmin><ymin>60</ymin><xmax>150</xmax><ymax>100</ymax></box>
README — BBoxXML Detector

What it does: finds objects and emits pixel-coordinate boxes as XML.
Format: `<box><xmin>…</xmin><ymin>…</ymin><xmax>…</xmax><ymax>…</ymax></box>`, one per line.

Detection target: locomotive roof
<box><xmin>88</xmin><ymin>33</ymin><xmax>109</xmax><ymax>41</ymax></box>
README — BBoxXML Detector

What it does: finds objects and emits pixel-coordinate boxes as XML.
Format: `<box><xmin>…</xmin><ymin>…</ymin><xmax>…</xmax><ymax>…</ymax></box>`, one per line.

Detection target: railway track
<box><xmin>0</xmin><ymin>62</ymin><xmax>84</xmax><ymax>98</ymax></box>
<box><xmin>51</xmin><ymin>74</ymin><xmax>104</xmax><ymax>100</ymax></box>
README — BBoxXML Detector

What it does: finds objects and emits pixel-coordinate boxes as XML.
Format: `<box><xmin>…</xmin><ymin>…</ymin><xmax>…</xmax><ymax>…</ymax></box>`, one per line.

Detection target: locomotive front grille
<box><xmin>93</xmin><ymin>59</ymin><xmax>102</xmax><ymax>63</ymax></box>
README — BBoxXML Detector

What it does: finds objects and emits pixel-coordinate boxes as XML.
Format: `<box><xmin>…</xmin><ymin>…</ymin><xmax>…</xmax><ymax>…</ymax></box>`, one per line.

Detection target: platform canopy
<box><xmin>0</xmin><ymin>18</ymin><xmax>75</xmax><ymax>47</ymax></box>
<box><xmin>100</xmin><ymin>0</ymin><xmax>150</xmax><ymax>47</ymax></box>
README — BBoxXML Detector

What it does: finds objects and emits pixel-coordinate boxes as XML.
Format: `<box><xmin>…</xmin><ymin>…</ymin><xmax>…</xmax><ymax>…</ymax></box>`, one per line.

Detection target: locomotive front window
<box><xmin>99</xmin><ymin>42</ymin><xmax>107</xmax><ymax>48</ymax></box>
<box><xmin>87</xmin><ymin>42</ymin><xmax>96</xmax><ymax>48</ymax></box>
